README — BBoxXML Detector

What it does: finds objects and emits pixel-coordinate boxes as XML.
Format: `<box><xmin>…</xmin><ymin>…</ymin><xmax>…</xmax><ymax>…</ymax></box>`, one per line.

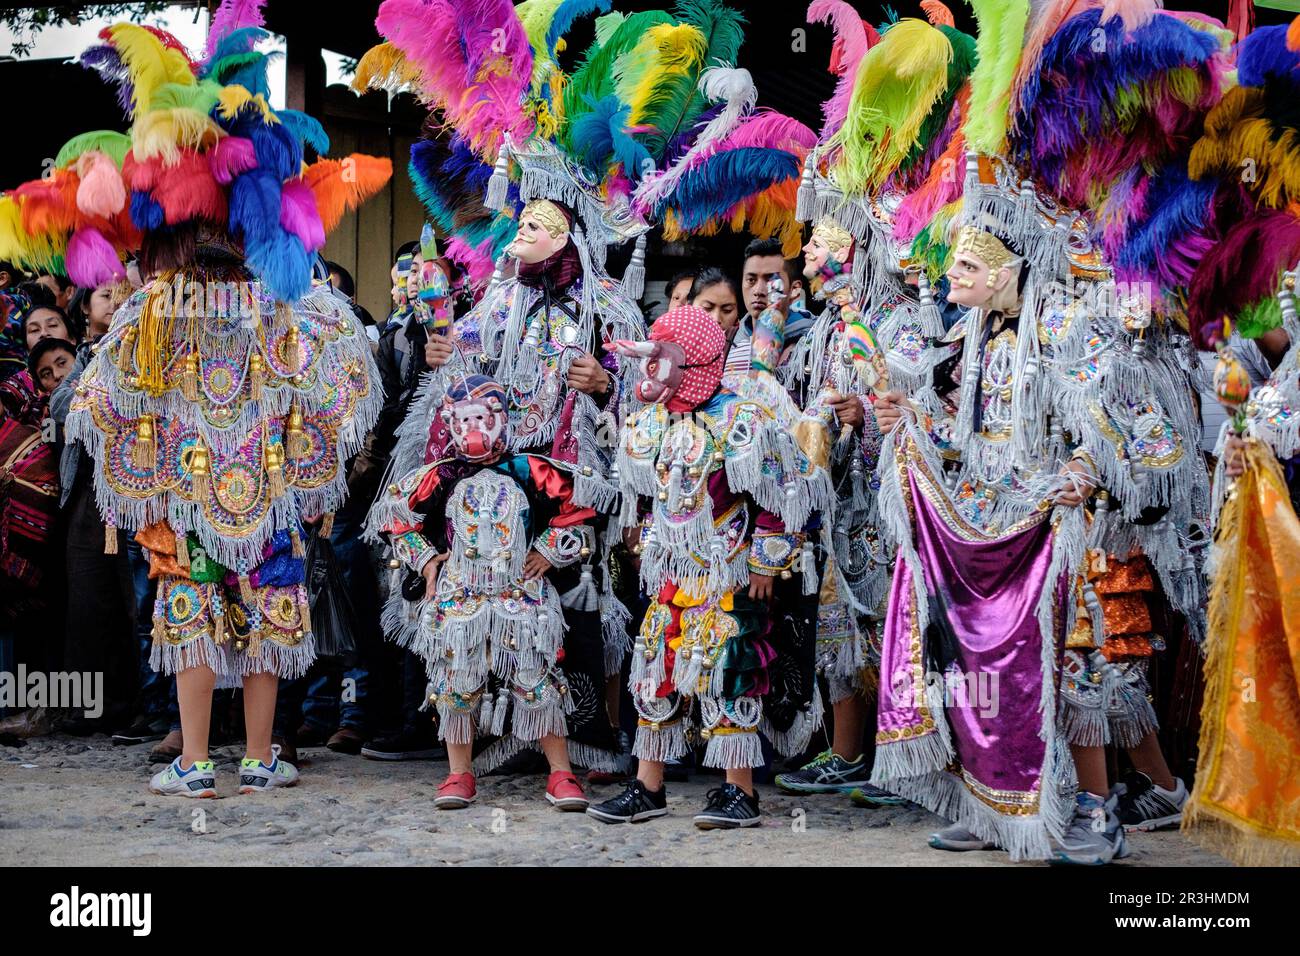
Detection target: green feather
<box><xmin>904</xmin><ymin>26</ymin><xmax>977</xmax><ymax>172</ymax></box>
<box><xmin>559</xmin><ymin>10</ymin><xmax>674</xmax><ymax>151</ymax></box>
<box><xmin>149</xmin><ymin>79</ymin><xmax>223</xmax><ymax>115</ymax></box>
<box><xmin>963</xmin><ymin>0</ymin><xmax>1028</xmax><ymax>156</ymax></box>
<box><xmin>647</xmin><ymin>0</ymin><xmax>747</xmax><ymax>157</ymax></box>
<box><xmin>55</xmin><ymin>130</ymin><xmax>132</xmax><ymax>168</ymax></box>
<box><xmin>1237</xmin><ymin>297</ymin><xmax>1283</xmax><ymax>340</ymax></box>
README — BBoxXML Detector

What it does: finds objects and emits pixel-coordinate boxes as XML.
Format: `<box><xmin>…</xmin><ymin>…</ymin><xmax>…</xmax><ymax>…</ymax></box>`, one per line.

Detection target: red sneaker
<box><xmin>434</xmin><ymin>771</ymin><xmax>477</xmax><ymax>809</ymax></box>
<box><xmin>545</xmin><ymin>770</ymin><xmax>589</xmax><ymax>811</ymax></box>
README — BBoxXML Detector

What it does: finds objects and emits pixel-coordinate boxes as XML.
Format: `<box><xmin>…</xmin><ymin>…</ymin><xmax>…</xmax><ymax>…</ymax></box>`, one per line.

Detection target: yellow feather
<box><xmin>132</xmin><ymin>110</ymin><xmax>222</xmax><ymax>164</ymax></box>
<box><xmin>108</xmin><ymin>24</ymin><xmax>195</xmax><ymax>117</ymax></box>
<box><xmin>0</xmin><ymin>195</ymin><xmax>26</xmax><ymax>263</ymax></box>
<box><xmin>614</xmin><ymin>23</ymin><xmax>707</xmax><ymax>127</ymax></box>
<box><xmin>352</xmin><ymin>42</ymin><xmax>421</xmax><ymax>94</ymax></box>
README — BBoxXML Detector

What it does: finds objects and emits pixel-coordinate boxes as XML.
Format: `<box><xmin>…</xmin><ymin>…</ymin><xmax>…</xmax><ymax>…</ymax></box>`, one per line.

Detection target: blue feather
<box><xmin>666</xmin><ymin>148</ymin><xmax>799</xmax><ymax>230</ymax></box>
<box><xmin>203</xmin><ymin>27</ymin><xmax>270</xmax><ymax>72</ymax></box>
<box><xmin>250</xmin><ymin>122</ymin><xmax>301</xmax><ymax>181</ymax></box>
<box><xmin>229</xmin><ymin>168</ymin><xmax>283</xmax><ymax>244</ymax></box>
<box><xmin>546</xmin><ymin>0</ymin><xmax>612</xmax><ymax>56</ymax></box>
<box><xmin>570</xmin><ymin>94</ymin><xmax>651</xmax><ymax>180</ymax></box>
<box><xmin>130</xmin><ymin>191</ymin><xmax>165</xmax><ymax>231</ymax></box>
<box><xmin>246</xmin><ymin>228</ymin><xmax>312</xmax><ymax>303</ymax></box>
<box><xmin>277</xmin><ymin>109</ymin><xmax>330</xmax><ymax>156</ymax></box>
<box><xmin>1236</xmin><ymin>25</ymin><xmax>1300</xmax><ymax>88</ymax></box>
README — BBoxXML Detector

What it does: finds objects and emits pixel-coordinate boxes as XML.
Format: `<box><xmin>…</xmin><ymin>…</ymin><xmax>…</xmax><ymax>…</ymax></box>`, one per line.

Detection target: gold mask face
<box><xmin>952</xmin><ymin>227</ymin><xmax>1017</xmax><ymax>277</ymax></box>
<box><xmin>509</xmin><ymin>200</ymin><xmax>571</xmax><ymax>264</ymax></box>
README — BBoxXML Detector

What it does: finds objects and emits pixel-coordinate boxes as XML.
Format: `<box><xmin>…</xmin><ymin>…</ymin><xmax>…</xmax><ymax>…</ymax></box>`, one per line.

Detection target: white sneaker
<box><xmin>150</xmin><ymin>756</ymin><xmax>217</xmax><ymax>798</ymax></box>
<box><xmin>238</xmin><ymin>744</ymin><xmax>299</xmax><ymax>794</ymax></box>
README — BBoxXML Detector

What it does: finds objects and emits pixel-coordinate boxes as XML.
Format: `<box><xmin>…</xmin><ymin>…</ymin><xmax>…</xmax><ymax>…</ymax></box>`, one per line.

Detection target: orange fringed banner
<box><xmin>1184</xmin><ymin>441</ymin><xmax>1300</xmax><ymax>866</ymax></box>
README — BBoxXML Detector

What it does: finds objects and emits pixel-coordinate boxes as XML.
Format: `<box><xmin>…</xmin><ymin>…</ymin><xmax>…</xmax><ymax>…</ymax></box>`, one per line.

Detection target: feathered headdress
<box><xmin>0</xmin><ymin>0</ymin><xmax>393</xmax><ymax>303</ymax></box>
<box><xmin>1010</xmin><ymin>2</ymin><xmax>1227</xmax><ymax>300</ymax></box>
<box><xmin>795</xmin><ymin>2</ymin><xmax>975</xmax><ymax>302</ymax></box>
<box><xmin>1187</xmin><ymin>20</ymin><xmax>1300</xmax><ymax>347</ymax></box>
<box><xmin>358</xmin><ymin>0</ymin><xmax>749</xmax><ymax>295</ymax></box>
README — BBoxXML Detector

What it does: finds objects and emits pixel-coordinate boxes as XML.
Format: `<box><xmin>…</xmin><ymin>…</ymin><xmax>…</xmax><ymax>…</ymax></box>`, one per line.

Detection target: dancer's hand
<box><xmin>424</xmin><ymin>333</ymin><xmax>453</xmax><ymax>369</ymax></box>
<box><xmin>1054</xmin><ymin>460</ymin><xmax>1096</xmax><ymax>507</ymax></box>
<box><xmin>872</xmin><ymin>390</ymin><xmax>907</xmax><ymax>434</ymax></box>
<box><xmin>422</xmin><ymin>552</ymin><xmax>449</xmax><ymax>599</ymax></box>
<box><xmin>747</xmin><ymin>570</ymin><xmax>774</xmax><ymax>602</ymax></box>
<box><xmin>567</xmin><ymin>354</ymin><xmax>610</xmax><ymax>395</ymax></box>
<box><xmin>523</xmin><ymin>549</ymin><xmax>554</xmax><ymax>580</ymax></box>
<box><xmin>828</xmin><ymin>392</ymin><xmax>865</xmax><ymax>430</ymax></box>
<box><xmin>1223</xmin><ymin>435</ymin><xmax>1248</xmax><ymax>478</ymax></box>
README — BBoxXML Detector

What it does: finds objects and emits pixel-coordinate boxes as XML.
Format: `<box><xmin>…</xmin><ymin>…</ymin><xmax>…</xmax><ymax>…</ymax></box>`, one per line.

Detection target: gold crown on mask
<box><xmin>811</xmin><ymin>217</ymin><xmax>854</xmax><ymax>258</ymax></box>
<box><xmin>953</xmin><ymin>226</ymin><xmax>1019</xmax><ymax>274</ymax></box>
<box><xmin>521</xmin><ymin>199</ymin><xmax>570</xmax><ymax>239</ymax></box>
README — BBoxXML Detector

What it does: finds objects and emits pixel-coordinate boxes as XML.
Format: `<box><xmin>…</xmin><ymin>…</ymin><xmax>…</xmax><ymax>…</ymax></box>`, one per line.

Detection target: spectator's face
<box><xmin>85</xmin><ymin>285</ymin><xmax>116</xmax><ymax>338</ymax></box>
<box><xmin>667</xmin><ymin>277</ymin><xmax>694</xmax><ymax>312</ymax></box>
<box><xmin>692</xmin><ymin>282</ymin><xmax>740</xmax><ymax>333</ymax></box>
<box><xmin>741</xmin><ymin>254</ymin><xmax>786</xmax><ymax>317</ymax></box>
<box><xmin>36</xmin><ymin>348</ymin><xmax>73</xmax><ymax>392</ymax></box>
<box><xmin>37</xmin><ymin>274</ymin><xmax>72</xmax><ymax>308</ymax></box>
<box><xmin>329</xmin><ymin>270</ymin><xmax>353</xmax><ymax>302</ymax></box>
<box><xmin>24</xmin><ymin>307</ymin><xmax>72</xmax><ymax>350</ymax></box>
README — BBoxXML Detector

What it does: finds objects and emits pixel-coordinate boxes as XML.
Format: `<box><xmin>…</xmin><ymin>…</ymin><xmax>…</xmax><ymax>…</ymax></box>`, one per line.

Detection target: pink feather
<box><xmin>445</xmin><ymin>235</ymin><xmax>495</xmax><ymax>292</ymax></box>
<box><xmin>74</xmin><ymin>151</ymin><xmax>127</xmax><ymax>218</ymax></box>
<box><xmin>66</xmin><ymin>226</ymin><xmax>126</xmax><ymax>287</ymax></box>
<box><xmin>205</xmin><ymin>0</ymin><xmax>267</xmax><ymax>58</ymax></box>
<box><xmin>1099</xmin><ymin>0</ymin><xmax>1159</xmax><ymax>30</ymax></box>
<box><xmin>208</xmin><ymin>136</ymin><xmax>257</xmax><ymax>185</ymax></box>
<box><xmin>808</xmin><ymin>0</ymin><xmax>872</xmax><ymax>139</ymax></box>
<box><xmin>719</xmin><ymin>111</ymin><xmax>816</xmax><ymax>153</ymax></box>
<box><xmin>280</xmin><ymin>178</ymin><xmax>326</xmax><ymax>251</ymax></box>
<box><xmin>375</xmin><ymin>0</ymin><xmax>534</xmax><ymax>157</ymax></box>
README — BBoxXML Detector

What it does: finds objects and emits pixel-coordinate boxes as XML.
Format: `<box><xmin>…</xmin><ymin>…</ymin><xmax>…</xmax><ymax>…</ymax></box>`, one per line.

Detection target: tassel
<box><xmin>151</xmin><ymin>617</ymin><xmax>165</xmax><ymax>646</ymax></box>
<box><xmin>285</xmin><ymin>323</ymin><xmax>302</xmax><ymax>375</ymax></box>
<box><xmin>104</xmin><ymin>520</ymin><xmax>119</xmax><ymax>555</ymax></box>
<box><xmin>249</xmin><ymin>351</ymin><xmax>264</xmax><ymax>400</ymax></box>
<box><xmin>131</xmin><ymin>415</ymin><xmax>157</xmax><ymax>471</ymax></box>
<box><xmin>297</xmin><ymin>585</ymin><xmax>312</xmax><ymax>635</ymax></box>
<box><xmin>175</xmin><ymin>529</ymin><xmax>191</xmax><ymax>569</ymax></box>
<box><xmin>623</xmin><ymin>234</ymin><xmax>646</xmax><ymax>300</ymax></box>
<box><xmin>213</xmin><ymin>610</ymin><xmax>226</xmax><ymax>647</ymax></box>
<box><xmin>484</xmin><ymin>138</ymin><xmax>511</xmax><ymax>211</ymax></box>
<box><xmin>182</xmin><ymin>352</ymin><xmax>199</xmax><ymax>401</ymax></box>
<box><xmin>239</xmin><ymin>573</ymin><xmax>255</xmax><ymax>605</ymax></box>
<box><xmin>189</xmin><ymin>439</ymin><xmax>211</xmax><ymax>500</ymax></box>
<box><xmin>319</xmin><ymin>511</ymin><xmax>335</xmax><ymax>539</ymax></box>
<box><xmin>265</xmin><ymin>440</ymin><xmax>287</xmax><ymax>498</ymax></box>
<box><xmin>796</xmin><ymin>150</ymin><xmax>816</xmax><ymax>223</ymax></box>
<box><xmin>117</xmin><ymin>326</ymin><xmax>137</xmax><ymax>374</ymax></box>
<box><xmin>286</xmin><ymin>404</ymin><xmax>307</xmax><ymax>460</ymax></box>
<box><xmin>290</xmin><ymin>527</ymin><xmax>304</xmax><ymax>558</ymax></box>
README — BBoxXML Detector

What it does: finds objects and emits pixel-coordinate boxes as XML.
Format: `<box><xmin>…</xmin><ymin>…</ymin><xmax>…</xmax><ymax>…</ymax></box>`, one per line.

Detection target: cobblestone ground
<box><xmin>0</xmin><ymin>736</ymin><xmax>1227</xmax><ymax>867</ymax></box>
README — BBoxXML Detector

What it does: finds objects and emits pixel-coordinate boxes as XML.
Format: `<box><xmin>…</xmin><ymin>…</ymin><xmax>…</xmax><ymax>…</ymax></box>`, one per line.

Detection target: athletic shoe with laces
<box><xmin>434</xmin><ymin>771</ymin><xmax>477</xmax><ymax>809</ymax></box>
<box><xmin>928</xmin><ymin>822</ymin><xmax>998</xmax><ymax>851</ymax></box>
<box><xmin>775</xmin><ymin>749</ymin><xmax>869</xmax><ymax>794</ymax></box>
<box><xmin>545</xmin><ymin>770</ymin><xmax>589</xmax><ymax>811</ymax></box>
<box><xmin>1115</xmin><ymin>772</ymin><xmax>1187</xmax><ymax>832</ymax></box>
<box><xmin>693</xmin><ymin>783</ymin><xmax>761</xmax><ymax>829</ymax></box>
<box><xmin>360</xmin><ymin>728</ymin><xmax>445</xmax><ymax>761</ymax></box>
<box><xmin>848</xmin><ymin>783</ymin><xmax>907</xmax><ymax>807</ymax></box>
<box><xmin>586</xmin><ymin>779</ymin><xmax>668</xmax><ymax>823</ymax></box>
<box><xmin>149</xmin><ymin>756</ymin><xmax>217</xmax><ymax>798</ymax></box>
<box><xmin>1050</xmin><ymin>792</ymin><xmax>1130</xmax><ymax>866</ymax></box>
<box><xmin>237</xmin><ymin>744</ymin><xmax>300</xmax><ymax>794</ymax></box>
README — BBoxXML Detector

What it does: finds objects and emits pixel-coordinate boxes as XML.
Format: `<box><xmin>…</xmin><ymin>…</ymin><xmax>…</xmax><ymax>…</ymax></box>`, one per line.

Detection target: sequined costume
<box><xmin>0</xmin><ymin>20</ymin><xmax>394</xmax><ymax>689</ymax></box>
<box><xmin>616</xmin><ymin>308</ymin><xmax>832</xmax><ymax>769</ymax></box>
<box><xmin>68</xmin><ymin>264</ymin><xmax>381</xmax><ymax>686</ymax></box>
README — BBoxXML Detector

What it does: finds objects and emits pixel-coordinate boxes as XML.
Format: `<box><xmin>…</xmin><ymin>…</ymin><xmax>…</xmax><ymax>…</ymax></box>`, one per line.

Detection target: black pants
<box><xmin>63</xmin><ymin>477</ymin><xmax>136</xmax><ymax>722</ymax></box>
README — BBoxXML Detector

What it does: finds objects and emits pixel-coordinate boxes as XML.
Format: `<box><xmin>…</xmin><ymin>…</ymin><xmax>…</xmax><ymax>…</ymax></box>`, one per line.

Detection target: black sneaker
<box><xmin>1115</xmin><ymin>771</ymin><xmax>1188</xmax><ymax>832</ymax></box>
<box><xmin>360</xmin><ymin>729</ymin><xmax>445</xmax><ymax>761</ymax></box>
<box><xmin>693</xmin><ymin>783</ymin><xmax>761</xmax><ymax>829</ymax></box>
<box><xmin>586</xmin><ymin>780</ymin><xmax>669</xmax><ymax>824</ymax></box>
<box><xmin>111</xmin><ymin>714</ymin><xmax>170</xmax><ymax>745</ymax></box>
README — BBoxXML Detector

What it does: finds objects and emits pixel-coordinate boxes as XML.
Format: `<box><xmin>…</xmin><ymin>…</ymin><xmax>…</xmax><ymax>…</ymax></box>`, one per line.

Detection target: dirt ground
<box><xmin>0</xmin><ymin>735</ymin><xmax>1228</xmax><ymax>867</ymax></box>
